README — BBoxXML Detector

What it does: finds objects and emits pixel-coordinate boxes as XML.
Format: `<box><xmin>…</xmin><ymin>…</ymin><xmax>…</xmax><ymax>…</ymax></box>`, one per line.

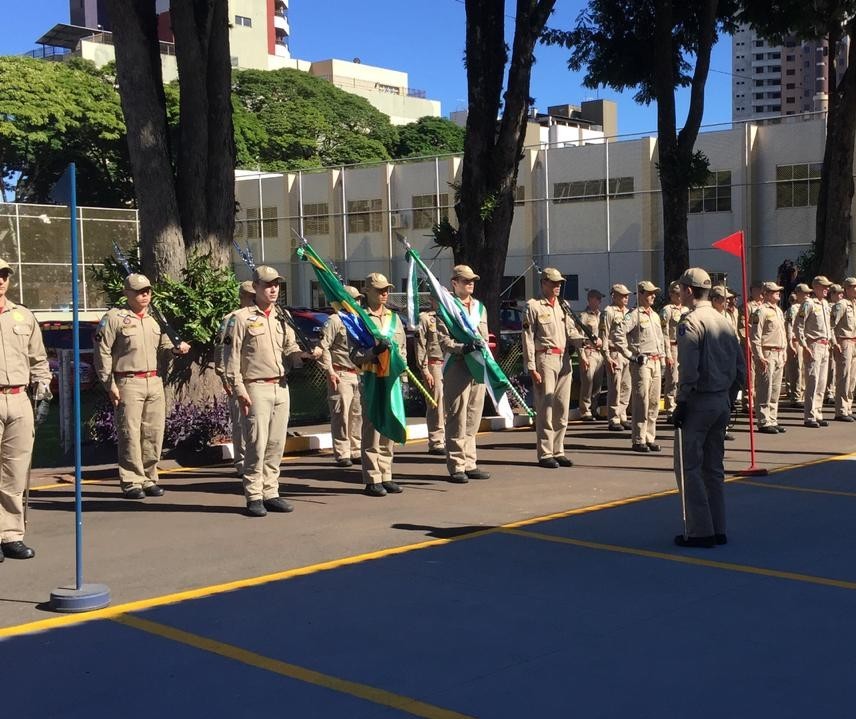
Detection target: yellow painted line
<box><xmin>758</xmin><ymin>450</ymin><xmax>856</xmax><ymax>476</ymax></box>
<box><xmin>501</xmin><ymin>528</ymin><xmax>856</xmax><ymax>592</ymax></box>
<box><xmin>112</xmin><ymin>614</ymin><xmax>474</xmax><ymax>719</ymax></box>
<box><xmin>738</xmin><ymin>480</ymin><xmax>856</xmax><ymax>498</ymax></box>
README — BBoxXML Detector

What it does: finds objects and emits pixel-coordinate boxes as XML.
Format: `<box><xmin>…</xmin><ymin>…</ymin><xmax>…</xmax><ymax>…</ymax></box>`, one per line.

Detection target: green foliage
<box><xmin>0</xmin><ymin>56</ymin><xmax>132</xmax><ymax>205</ymax></box>
<box><xmin>231</xmin><ymin>68</ymin><xmax>399</xmax><ymax>170</ymax></box>
<box><xmin>91</xmin><ymin>245</ymin><xmax>239</xmax><ymax>348</ymax></box>
<box><xmin>737</xmin><ymin>0</ymin><xmax>856</xmax><ymax>43</ymax></box>
<box><xmin>395</xmin><ymin>116</ymin><xmax>465</xmax><ymax>158</ymax></box>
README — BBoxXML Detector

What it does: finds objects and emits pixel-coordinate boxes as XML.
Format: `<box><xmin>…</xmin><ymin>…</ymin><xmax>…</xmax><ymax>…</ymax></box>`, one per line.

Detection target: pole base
<box><xmin>738</xmin><ymin>466</ymin><xmax>769</xmax><ymax>477</ymax></box>
<box><xmin>49</xmin><ymin>584</ymin><xmax>111</xmax><ymax>613</ymax></box>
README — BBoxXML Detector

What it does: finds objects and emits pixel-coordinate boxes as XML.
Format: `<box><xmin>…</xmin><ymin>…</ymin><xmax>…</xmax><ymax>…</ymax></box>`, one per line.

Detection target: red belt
<box><xmin>427</xmin><ymin>358</ymin><xmax>445</xmax><ymax>365</ymax></box>
<box><xmin>645</xmin><ymin>354</ymin><xmax>662</xmax><ymax>361</ymax></box>
<box><xmin>117</xmin><ymin>370</ymin><xmax>158</xmax><ymax>379</ymax></box>
<box><xmin>251</xmin><ymin>377</ymin><xmax>283</xmax><ymax>384</ymax></box>
<box><xmin>536</xmin><ymin>348</ymin><xmax>564</xmax><ymax>355</ymax></box>
<box><xmin>809</xmin><ymin>338</ymin><xmax>829</xmax><ymax>345</ymax></box>
<box><xmin>762</xmin><ymin>346</ymin><xmax>785</xmax><ymax>352</ymax></box>
<box><xmin>0</xmin><ymin>386</ymin><xmax>24</xmax><ymax>394</ymax></box>
<box><xmin>839</xmin><ymin>337</ymin><xmax>856</xmax><ymax>342</ymax></box>
<box><xmin>670</xmin><ymin>341</ymin><xmax>678</xmax><ymax>346</ymax></box>
<box><xmin>332</xmin><ymin>364</ymin><xmax>359</xmax><ymax>374</ymax></box>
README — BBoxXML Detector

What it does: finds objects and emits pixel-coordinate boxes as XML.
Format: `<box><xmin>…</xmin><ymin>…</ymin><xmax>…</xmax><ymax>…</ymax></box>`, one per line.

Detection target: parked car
<box><xmin>48</xmin><ymin>355</ymin><xmax>95</xmax><ymax>395</ymax></box>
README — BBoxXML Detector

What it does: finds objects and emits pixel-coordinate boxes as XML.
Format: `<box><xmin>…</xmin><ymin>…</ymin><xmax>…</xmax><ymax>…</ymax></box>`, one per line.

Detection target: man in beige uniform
<box><xmin>826</xmin><ymin>284</ymin><xmax>844</xmax><ymax>404</ymax></box>
<box><xmin>830</xmin><ymin>277</ymin><xmax>856</xmax><ymax>421</ymax></box>
<box><xmin>319</xmin><ymin>285</ymin><xmax>364</xmax><ymax>467</ymax></box>
<box><xmin>351</xmin><ymin>273</ymin><xmax>408</xmax><ymax>497</ymax></box>
<box><xmin>785</xmin><ymin>283</ymin><xmax>810</xmax><ymax>407</ymax></box>
<box><xmin>725</xmin><ymin>293</ymin><xmax>741</xmax><ymax>338</ymax></box>
<box><xmin>224</xmin><ymin>266</ymin><xmax>313</xmax><ymax>516</ymax></box>
<box><xmin>614</xmin><ymin>281</ymin><xmax>666</xmax><ymax>452</ymax></box>
<box><xmin>795</xmin><ymin>275</ymin><xmax>833</xmax><ymax>427</ymax></box>
<box><xmin>95</xmin><ymin>274</ymin><xmax>190</xmax><ymax>499</ymax></box>
<box><xmin>415</xmin><ymin>297</ymin><xmax>446</xmax><ymax>455</ymax></box>
<box><xmin>577</xmin><ymin>289</ymin><xmax>605</xmax><ymax>422</ymax></box>
<box><xmin>523</xmin><ymin>268</ymin><xmax>583</xmax><ymax>468</ymax></box>
<box><xmin>710</xmin><ymin>285</ymin><xmax>730</xmax><ymax>315</ymax></box>
<box><xmin>437</xmin><ymin>265</ymin><xmax>491</xmax><ymax>482</ymax></box>
<box><xmin>215</xmin><ymin>280</ymin><xmax>256</xmax><ymax>477</ymax></box>
<box><xmin>600</xmin><ymin>284</ymin><xmax>632</xmax><ymax>431</ymax></box>
<box><xmin>750</xmin><ymin>282</ymin><xmax>787</xmax><ymax>434</ymax></box>
<box><xmin>0</xmin><ymin>259</ymin><xmax>50</xmax><ymax>561</ymax></box>
<box><xmin>661</xmin><ymin>281</ymin><xmax>689</xmax><ymax>422</ymax></box>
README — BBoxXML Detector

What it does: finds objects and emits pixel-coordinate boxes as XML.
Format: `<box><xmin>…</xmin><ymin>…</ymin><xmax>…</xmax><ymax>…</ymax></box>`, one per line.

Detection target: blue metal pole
<box><xmin>69</xmin><ymin>163</ymin><xmax>83</xmax><ymax>591</ymax></box>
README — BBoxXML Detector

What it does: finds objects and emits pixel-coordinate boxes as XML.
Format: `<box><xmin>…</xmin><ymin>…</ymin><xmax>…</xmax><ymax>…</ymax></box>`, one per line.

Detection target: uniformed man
<box><xmin>94</xmin><ymin>273</ymin><xmax>190</xmax><ymax>499</ymax></box>
<box><xmin>785</xmin><ymin>283</ymin><xmax>810</xmax><ymax>407</ymax></box>
<box><xmin>319</xmin><ymin>285</ymin><xmax>364</xmax><ymax>467</ymax></box>
<box><xmin>725</xmin><ymin>292</ymin><xmax>741</xmax><ymax>338</ymax></box>
<box><xmin>826</xmin><ymin>284</ymin><xmax>844</xmax><ymax>404</ymax></box>
<box><xmin>224</xmin><ymin>266</ymin><xmax>313</xmax><ymax>516</ymax></box>
<box><xmin>830</xmin><ymin>277</ymin><xmax>856</xmax><ymax>421</ymax></box>
<box><xmin>746</xmin><ymin>282</ymin><xmax>764</xmax><ymax>318</ymax></box>
<box><xmin>351</xmin><ymin>273</ymin><xmax>407</xmax><ymax>497</ymax></box>
<box><xmin>214</xmin><ymin>280</ymin><xmax>256</xmax><ymax>477</ymax></box>
<box><xmin>750</xmin><ymin>281</ymin><xmax>787</xmax><ymax>434</ymax></box>
<box><xmin>437</xmin><ymin>265</ymin><xmax>491</xmax><ymax>482</ymax></box>
<box><xmin>0</xmin><ymin>259</ymin><xmax>50</xmax><ymax>561</ymax></box>
<box><xmin>600</xmin><ymin>284</ymin><xmax>632</xmax><ymax>432</ymax></box>
<box><xmin>414</xmin><ymin>296</ymin><xmax>446</xmax><ymax>455</ymax></box>
<box><xmin>577</xmin><ymin>289</ymin><xmax>605</xmax><ymax>422</ymax></box>
<box><xmin>615</xmin><ymin>281</ymin><xmax>666</xmax><ymax>452</ymax></box>
<box><xmin>522</xmin><ymin>268</ymin><xmax>583</xmax><ymax>468</ymax></box>
<box><xmin>660</xmin><ymin>281</ymin><xmax>689</xmax><ymax>422</ymax></box>
<box><xmin>672</xmin><ymin>267</ymin><xmax>746</xmax><ymax>548</ymax></box>
<box><xmin>710</xmin><ymin>285</ymin><xmax>730</xmax><ymax>315</ymax></box>
<box><xmin>794</xmin><ymin>275</ymin><xmax>833</xmax><ymax>428</ymax></box>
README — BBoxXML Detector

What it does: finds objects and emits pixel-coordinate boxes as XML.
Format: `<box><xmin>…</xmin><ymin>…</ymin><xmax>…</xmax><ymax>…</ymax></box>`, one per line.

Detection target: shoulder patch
<box><xmin>678</xmin><ymin>324</ymin><xmax>687</xmax><ymax>337</ymax></box>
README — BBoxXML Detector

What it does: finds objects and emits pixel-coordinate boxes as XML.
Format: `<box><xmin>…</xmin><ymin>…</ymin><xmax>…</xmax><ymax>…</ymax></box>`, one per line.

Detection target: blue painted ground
<box><xmin>3</xmin><ymin>461</ymin><xmax>855</xmax><ymax>719</ymax></box>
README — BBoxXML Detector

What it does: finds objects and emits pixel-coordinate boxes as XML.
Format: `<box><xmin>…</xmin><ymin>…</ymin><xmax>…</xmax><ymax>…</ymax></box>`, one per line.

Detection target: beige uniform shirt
<box><xmin>319</xmin><ymin>313</ymin><xmax>358</xmax><ymax>373</ymax></box>
<box><xmin>522</xmin><ymin>297</ymin><xmax>583</xmax><ymax>371</ymax></box>
<box><xmin>615</xmin><ymin>307</ymin><xmax>666</xmax><ymax>359</ymax></box>
<box><xmin>785</xmin><ymin>304</ymin><xmax>800</xmax><ymax>345</ymax></box>
<box><xmin>750</xmin><ymin>302</ymin><xmax>787</xmax><ymax>360</ymax></box>
<box><xmin>830</xmin><ymin>299</ymin><xmax>856</xmax><ymax>348</ymax></box>
<box><xmin>599</xmin><ymin>304</ymin><xmax>630</xmax><ymax>354</ymax></box>
<box><xmin>94</xmin><ymin>307</ymin><xmax>173</xmax><ymax>393</ymax></box>
<box><xmin>794</xmin><ymin>297</ymin><xmax>831</xmax><ymax>347</ymax></box>
<box><xmin>351</xmin><ymin>307</ymin><xmax>407</xmax><ymax>367</ymax></box>
<box><xmin>214</xmin><ymin>309</ymin><xmax>238</xmax><ymax>379</ymax></box>
<box><xmin>725</xmin><ymin>306</ymin><xmax>741</xmax><ymax>337</ymax></box>
<box><xmin>415</xmin><ymin>311</ymin><xmax>444</xmax><ymax>370</ymax></box>
<box><xmin>660</xmin><ymin>304</ymin><xmax>689</xmax><ymax>361</ymax></box>
<box><xmin>223</xmin><ymin>305</ymin><xmax>303</xmax><ymax>401</ymax></box>
<box><xmin>0</xmin><ymin>301</ymin><xmax>50</xmax><ymax>387</ymax></box>
<box><xmin>578</xmin><ymin>308</ymin><xmax>601</xmax><ymax>348</ymax></box>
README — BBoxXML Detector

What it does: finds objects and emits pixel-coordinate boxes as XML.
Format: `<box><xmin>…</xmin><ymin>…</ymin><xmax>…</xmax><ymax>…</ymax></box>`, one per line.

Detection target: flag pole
<box><xmin>738</xmin><ymin>231</ymin><xmax>767</xmax><ymax>477</ymax></box>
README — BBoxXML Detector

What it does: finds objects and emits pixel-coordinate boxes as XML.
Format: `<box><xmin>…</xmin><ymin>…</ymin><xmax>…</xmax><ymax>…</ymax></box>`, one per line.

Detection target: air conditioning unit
<box><xmin>389</xmin><ymin>212</ymin><xmax>408</xmax><ymax>229</ymax></box>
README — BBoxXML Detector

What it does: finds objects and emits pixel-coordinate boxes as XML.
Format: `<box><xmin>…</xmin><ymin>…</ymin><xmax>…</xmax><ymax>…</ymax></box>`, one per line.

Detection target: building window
<box><xmin>303</xmin><ymin>202</ymin><xmax>329</xmax><ymax>235</ymax></box>
<box><xmin>347</xmin><ymin>199</ymin><xmax>383</xmax><ymax>233</ymax></box>
<box><xmin>411</xmin><ymin>193</ymin><xmax>449</xmax><ymax>230</ymax></box>
<box><xmin>755</xmin><ymin>40</ymin><xmax>764</xmax><ymax>47</ymax></box>
<box><xmin>786</xmin><ymin>68</ymin><xmax>796</xmax><ymax>76</ymax></box>
<box><xmin>754</xmin><ymin>79</ymin><xmax>764</xmax><ymax>87</ymax></box>
<box><xmin>235</xmin><ymin>15</ymin><xmax>252</xmax><ymax>27</ymax></box>
<box><xmin>244</xmin><ymin>206</ymin><xmax>278</xmax><ymax>239</ymax></box>
<box><xmin>689</xmin><ymin>171</ymin><xmax>732</xmax><ymax>214</ymax></box>
<box><xmin>776</xmin><ymin>163</ymin><xmax>822</xmax><ymax>208</ymax></box>
<box><xmin>786</xmin><ymin>83</ymin><xmax>796</xmax><ymax>90</ymax></box>
<box><xmin>553</xmin><ymin>177</ymin><xmax>634</xmax><ymax>203</ymax></box>
<box><xmin>768</xmin><ymin>52</ymin><xmax>781</xmax><ymax>60</ymax></box>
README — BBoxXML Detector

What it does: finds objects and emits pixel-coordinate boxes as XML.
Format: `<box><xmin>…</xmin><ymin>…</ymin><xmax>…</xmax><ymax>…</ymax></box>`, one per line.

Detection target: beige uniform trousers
<box><xmin>228</xmin><ymin>393</ymin><xmax>245</xmax><ymax>474</ymax></box>
<box><xmin>826</xmin><ymin>359</ymin><xmax>836</xmax><ymax>401</ymax></box>
<box><xmin>533</xmin><ymin>352</ymin><xmax>573</xmax><ymax>460</ymax></box>
<box><xmin>328</xmin><ymin>370</ymin><xmax>362</xmax><ymax>461</ymax></box>
<box><xmin>833</xmin><ymin>341</ymin><xmax>856</xmax><ymax>416</ymax></box>
<box><xmin>444</xmin><ymin>358</ymin><xmax>486</xmax><ymax>474</ymax></box>
<box><xmin>426</xmin><ymin>362</ymin><xmax>445</xmax><ymax>450</ymax></box>
<box><xmin>663</xmin><ymin>350</ymin><xmax>679</xmax><ymax>412</ymax></box>
<box><xmin>361</xmin><ymin>415</ymin><xmax>395</xmax><ymax>486</ymax></box>
<box><xmin>607</xmin><ymin>352</ymin><xmax>631</xmax><ymax>426</ymax></box>
<box><xmin>578</xmin><ymin>347</ymin><xmax>604</xmax><ymax>418</ymax></box>
<box><xmin>804</xmin><ymin>342</ymin><xmax>830</xmax><ymax>422</ymax></box>
<box><xmin>785</xmin><ymin>347</ymin><xmax>804</xmax><ymax>403</ymax></box>
<box><xmin>630</xmin><ymin>361</ymin><xmax>661</xmax><ymax>445</ymax></box>
<box><xmin>242</xmin><ymin>381</ymin><xmax>290</xmax><ymax>501</ymax></box>
<box><xmin>754</xmin><ymin>349</ymin><xmax>785</xmax><ymax>427</ymax></box>
<box><xmin>0</xmin><ymin>392</ymin><xmax>35</xmax><ymax>543</ymax></box>
<box><xmin>116</xmin><ymin>375</ymin><xmax>165</xmax><ymax>491</ymax></box>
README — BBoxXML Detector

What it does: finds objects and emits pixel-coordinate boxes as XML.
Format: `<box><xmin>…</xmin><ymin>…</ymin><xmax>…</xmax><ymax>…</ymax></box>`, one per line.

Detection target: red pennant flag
<box><xmin>712</xmin><ymin>231</ymin><xmax>744</xmax><ymax>257</ymax></box>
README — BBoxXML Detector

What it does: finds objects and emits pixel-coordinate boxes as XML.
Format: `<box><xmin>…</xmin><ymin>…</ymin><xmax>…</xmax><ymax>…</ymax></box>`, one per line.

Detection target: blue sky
<box><xmin>2</xmin><ymin>0</ymin><xmax>735</xmax><ymax>137</ymax></box>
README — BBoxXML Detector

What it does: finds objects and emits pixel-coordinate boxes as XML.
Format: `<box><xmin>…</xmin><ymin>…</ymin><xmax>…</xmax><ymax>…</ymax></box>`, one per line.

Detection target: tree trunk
<box><xmin>106</xmin><ymin>0</ymin><xmax>186</xmax><ymax>280</ymax></box>
<box><xmin>816</xmin><ymin>20</ymin><xmax>856</xmax><ymax>278</ymax></box>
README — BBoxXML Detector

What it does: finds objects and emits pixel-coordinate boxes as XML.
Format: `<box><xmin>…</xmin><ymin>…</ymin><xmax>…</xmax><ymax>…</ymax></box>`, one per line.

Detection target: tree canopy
<box><xmin>395</xmin><ymin>116</ymin><xmax>466</xmax><ymax>158</ymax></box>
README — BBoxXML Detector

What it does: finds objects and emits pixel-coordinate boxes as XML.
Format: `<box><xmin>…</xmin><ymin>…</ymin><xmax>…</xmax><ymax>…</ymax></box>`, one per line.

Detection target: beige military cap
<box><xmin>344</xmin><ymin>285</ymin><xmax>364</xmax><ymax>299</ymax></box>
<box><xmin>812</xmin><ymin>275</ymin><xmax>833</xmax><ymax>286</ymax></box>
<box><xmin>124</xmin><ymin>273</ymin><xmax>152</xmax><ymax>291</ymax></box>
<box><xmin>678</xmin><ymin>267</ymin><xmax>712</xmax><ymax>289</ymax></box>
<box><xmin>541</xmin><ymin>267</ymin><xmax>564</xmax><ymax>282</ymax></box>
<box><xmin>668</xmin><ymin>281</ymin><xmax>681</xmax><ymax>294</ymax></box>
<box><xmin>366</xmin><ymin>272</ymin><xmax>394</xmax><ymax>290</ymax></box>
<box><xmin>843</xmin><ymin>277</ymin><xmax>856</xmax><ymax>287</ymax></box>
<box><xmin>611</xmin><ymin>283</ymin><xmax>631</xmax><ymax>295</ymax></box>
<box><xmin>637</xmin><ymin>280</ymin><xmax>660</xmax><ymax>293</ymax></box>
<box><xmin>710</xmin><ymin>285</ymin><xmax>728</xmax><ymax>299</ymax></box>
<box><xmin>0</xmin><ymin>258</ymin><xmax>14</xmax><ymax>274</ymax></box>
<box><xmin>587</xmin><ymin>288</ymin><xmax>604</xmax><ymax>299</ymax></box>
<box><xmin>794</xmin><ymin>283</ymin><xmax>811</xmax><ymax>293</ymax></box>
<box><xmin>452</xmin><ymin>264</ymin><xmax>480</xmax><ymax>281</ymax></box>
<box><xmin>239</xmin><ymin>280</ymin><xmax>256</xmax><ymax>295</ymax></box>
<box><xmin>830</xmin><ymin>283</ymin><xmax>844</xmax><ymax>294</ymax></box>
<box><xmin>253</xmin><ymin>265</ymin><xmax>284</xmax><ymax>283</ymax></box>
<box><xmin>762</xmin><ymin>281</ymin><xmax>784</xmax><ymax>292</ymax></box>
